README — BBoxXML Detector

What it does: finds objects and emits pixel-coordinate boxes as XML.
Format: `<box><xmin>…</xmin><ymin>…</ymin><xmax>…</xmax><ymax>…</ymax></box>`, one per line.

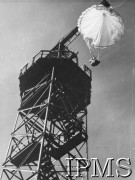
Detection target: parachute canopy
<box><xmin>77</xmin><ymin>0</ymin><xmax>124</xmax><ymax>64</ymax></box>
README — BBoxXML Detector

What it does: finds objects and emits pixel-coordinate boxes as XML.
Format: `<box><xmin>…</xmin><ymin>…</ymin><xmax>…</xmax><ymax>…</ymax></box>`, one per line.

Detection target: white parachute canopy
<box><xmin>77</xmin><ymin>0</ymin><xmax>124</xmax><ymax>64</ymax></box>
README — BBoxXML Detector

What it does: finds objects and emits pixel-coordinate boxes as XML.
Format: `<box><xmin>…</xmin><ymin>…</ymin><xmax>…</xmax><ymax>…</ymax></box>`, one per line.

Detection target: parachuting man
<box><xmin>77</xmin><ymin>0</ymin><xmax>124</xmax><ymax>66</ymax></box>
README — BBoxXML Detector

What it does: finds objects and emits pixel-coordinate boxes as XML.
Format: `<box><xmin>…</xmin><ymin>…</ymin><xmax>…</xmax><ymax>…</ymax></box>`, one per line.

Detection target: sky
<box><xmin>0</xmin><ymin>0</ymin><xmax>135</xmax><ymax>179</ymax></box>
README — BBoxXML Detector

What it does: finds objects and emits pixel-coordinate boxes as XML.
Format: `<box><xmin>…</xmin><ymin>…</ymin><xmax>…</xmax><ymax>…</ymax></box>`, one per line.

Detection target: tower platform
<box><xmin>19</xmin><ymin>50</ymin><xmax>92</xmax><ymax>116</ymax></box>
<box><xmin>19</xmin><ymin>50</ymin><xmax>91</xmax><ymax>97</ymax></box>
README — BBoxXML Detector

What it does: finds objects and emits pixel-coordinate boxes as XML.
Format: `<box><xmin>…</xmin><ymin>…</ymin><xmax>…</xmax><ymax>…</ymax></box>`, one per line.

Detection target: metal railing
<box><xmin>19</xmin><ymin>50</ymin><xmax>51</xmax><ymax>77</ymax></box>
<box><xmin>19</xmin><ymin>50</ymin><xmax>91</xmax><ymax>79</ymax></box>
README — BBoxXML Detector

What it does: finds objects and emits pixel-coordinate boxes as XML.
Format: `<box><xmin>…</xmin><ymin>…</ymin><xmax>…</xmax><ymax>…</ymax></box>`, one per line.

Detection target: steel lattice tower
<box><xmin>1</xmin><ymin>27</ymin><xmax>92</xmax><ymax>180</ymax></box>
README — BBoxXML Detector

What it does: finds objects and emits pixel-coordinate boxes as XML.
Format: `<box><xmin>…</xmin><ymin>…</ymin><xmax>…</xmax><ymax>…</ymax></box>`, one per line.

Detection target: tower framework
<box><xmin>1</xmin><ymin>28</ymin><xmax>92</xmax><ymax>180</ymax></box>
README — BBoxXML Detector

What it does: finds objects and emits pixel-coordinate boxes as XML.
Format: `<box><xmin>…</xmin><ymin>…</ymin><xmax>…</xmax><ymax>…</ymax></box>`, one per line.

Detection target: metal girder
<box><xmin>1</xmin><ymin>57</ymin><xmax>91</xmax><ymax>180</ymax></box>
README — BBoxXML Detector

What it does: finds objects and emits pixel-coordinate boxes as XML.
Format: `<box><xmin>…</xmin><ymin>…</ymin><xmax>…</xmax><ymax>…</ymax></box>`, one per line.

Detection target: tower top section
<box><xmin>19</xmin><ymin>27</ymin><xmax>92</xmax><ymax>101</ymax></box>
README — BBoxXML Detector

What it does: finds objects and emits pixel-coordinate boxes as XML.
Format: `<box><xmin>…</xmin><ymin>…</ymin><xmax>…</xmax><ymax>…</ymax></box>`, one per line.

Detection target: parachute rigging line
<box><xmin>129</xmin><ymin>23</ymin><xmax>135</xmax><ymax>159</ymax></box>
<box><xmin>112</xmin><ymin>0</ymin><xmax>127</xmax><ymax>8</ymax></box>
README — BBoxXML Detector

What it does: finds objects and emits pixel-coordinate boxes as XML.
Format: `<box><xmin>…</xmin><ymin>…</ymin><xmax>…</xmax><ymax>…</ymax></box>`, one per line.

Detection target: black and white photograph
<box><xmin>0</xmin><ymin>0</ymin><xmax>134</xmax><ymax>179</ymax></box>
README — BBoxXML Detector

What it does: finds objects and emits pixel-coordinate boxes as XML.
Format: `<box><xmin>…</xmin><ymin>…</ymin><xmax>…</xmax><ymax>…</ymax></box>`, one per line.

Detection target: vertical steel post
<box><xmin>37</xmin><ymin>67</ymin><xmax>54</xmax><ymax>179</ymax></box>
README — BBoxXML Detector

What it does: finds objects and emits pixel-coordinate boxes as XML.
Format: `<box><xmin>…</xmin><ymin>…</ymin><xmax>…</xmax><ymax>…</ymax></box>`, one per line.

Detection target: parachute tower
<box><xmin>0</xmin><ymin>27</ymin><xmax>92</xmax><ymax>180</ymax></box>
<box><xmin>1</xmin><ymin>0</ymin><xmax>124</xmax><ymax>179</ymax></box>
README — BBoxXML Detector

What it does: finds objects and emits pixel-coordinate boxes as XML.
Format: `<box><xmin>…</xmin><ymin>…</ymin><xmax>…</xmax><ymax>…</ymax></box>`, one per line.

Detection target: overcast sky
<box><xmin>0</xmin><ymin>0</ymin><xmax>135</xmax><ymax>179</ymax></box>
